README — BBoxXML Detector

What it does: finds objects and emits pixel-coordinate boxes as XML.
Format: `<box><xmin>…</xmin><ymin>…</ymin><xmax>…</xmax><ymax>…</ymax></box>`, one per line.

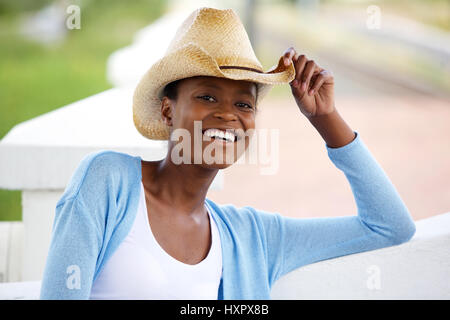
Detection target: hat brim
<box><xmin>133</xmin><ymin>43</ymin><xmax>296</xmax><ymax>140</ymax></box>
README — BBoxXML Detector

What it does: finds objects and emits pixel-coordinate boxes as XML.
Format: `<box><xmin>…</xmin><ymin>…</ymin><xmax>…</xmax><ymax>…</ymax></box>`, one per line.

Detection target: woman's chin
<box><xmin>195</xmin><ymin>142</ymin><xmax>246</xmax><ymax>169</ymax></box>
<box><xmin>202</xmin><ymin>162</ymin><xmax>234</xmax><ymax>170</ymax></box>
<box><xmin>194</xmin><ymin>157</ymin><xmax>237</xmax><ymax>170</ymax></box>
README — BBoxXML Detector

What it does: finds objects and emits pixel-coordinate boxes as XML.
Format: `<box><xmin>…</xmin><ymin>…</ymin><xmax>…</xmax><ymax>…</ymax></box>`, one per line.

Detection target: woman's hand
<box><xmin>283</xmin><ymin>47</ymin><xmax>335</xmax><ymax>119</ymax></box>
<box><xmin>281</xmin><ymin>47</ymin><xmax>356</xmax><ymax>148</ymax></box>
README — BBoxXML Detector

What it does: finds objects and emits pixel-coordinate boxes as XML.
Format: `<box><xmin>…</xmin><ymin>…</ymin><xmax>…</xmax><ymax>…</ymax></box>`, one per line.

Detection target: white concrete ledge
<box><xmin>0</xmin><ymin>280</ymin><xmax>41</xmax><ymax>300</ymax></box>
<box><xmin>271</xmin><ymin>212</ymin><xmax>450</xmax><ymax>299</ymax></box>
<box><xmin>1</xmin><ymin>212</ymin><xmax>448</xmax><ymax>299</ymax></box>
<box><xmin>0</xmin><ymin>87</ymin><xmax>165</xmax><ymax>190</ymax></box>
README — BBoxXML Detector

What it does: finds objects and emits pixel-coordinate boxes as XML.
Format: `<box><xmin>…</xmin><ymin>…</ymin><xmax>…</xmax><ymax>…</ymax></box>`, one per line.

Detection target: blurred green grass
<box><xmin>0</xmin><ymin>0</ymin><xmax>166</xmax><ymax>221</ymax></box>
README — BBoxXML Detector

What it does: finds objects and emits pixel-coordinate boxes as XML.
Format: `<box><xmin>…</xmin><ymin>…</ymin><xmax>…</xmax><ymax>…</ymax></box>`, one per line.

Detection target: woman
<box><xmin>40</xmin><ymin>7</ymin><xmax>416</xmax><ymax>300</ymax></box>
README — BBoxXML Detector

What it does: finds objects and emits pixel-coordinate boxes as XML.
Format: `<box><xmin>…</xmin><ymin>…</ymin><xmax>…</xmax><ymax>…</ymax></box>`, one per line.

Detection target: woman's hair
<box><xmin>162</xmin><ymin>79</ymin><xmax>183</xmax><ymax>101</ymax></box>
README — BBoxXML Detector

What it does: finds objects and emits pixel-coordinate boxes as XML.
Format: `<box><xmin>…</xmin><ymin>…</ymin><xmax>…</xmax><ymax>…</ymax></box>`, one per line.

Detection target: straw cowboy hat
<box><xmin>132</xmin><ymin>7</ymin><xmax>296</xmax><ymax>140</ymax></box>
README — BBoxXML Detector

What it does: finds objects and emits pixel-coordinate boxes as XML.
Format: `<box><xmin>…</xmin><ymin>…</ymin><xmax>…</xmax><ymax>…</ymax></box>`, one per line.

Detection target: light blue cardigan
<box><xmin>40</xmin><ymin>131</ymin><xmax>416</xmax><ymax>299</ymax></box>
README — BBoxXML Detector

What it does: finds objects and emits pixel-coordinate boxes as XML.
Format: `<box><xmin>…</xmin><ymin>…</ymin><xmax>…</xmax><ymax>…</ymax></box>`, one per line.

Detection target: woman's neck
<box><xmin>142</xmin><ymin>155</ymin><xmax>218</xmax><ymax>217</ymax></box>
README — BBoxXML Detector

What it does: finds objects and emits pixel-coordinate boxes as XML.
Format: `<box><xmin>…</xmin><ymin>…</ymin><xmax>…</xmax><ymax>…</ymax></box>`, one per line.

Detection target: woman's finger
<box><xmin>309</xmin><ymin>70</ymin><xmax>333</xmax><ymax>95</ymax></box>
<box><xmin>283</xmin><ymin>47</ymin><xmax>297</xmax><ymax>66</ymax></box>
<box><xmin>301</xmin><ymin>60</ymin><xmax>317</xmax><ymax>91</ymax></box>
<box><xmin>308</xmin><ymin>73</ymin><xmax>326</xmax><ymax>95</ymax></box>
<box><xmin>291</xmin><ymin>54</ymin><xmax>307</xmax><ymax>88</ymax></box>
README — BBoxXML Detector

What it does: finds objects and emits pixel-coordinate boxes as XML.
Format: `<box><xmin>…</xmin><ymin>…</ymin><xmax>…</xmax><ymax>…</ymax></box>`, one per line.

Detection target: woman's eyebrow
<box><xmin>197</xmin><ymin>83</ymin><xmax>255</xmax><ymax>99</ymax></box>
<box><xmin>197</xmin><ymin>83</ymin><xmax>221</xmax><ymax>90</ymax></box>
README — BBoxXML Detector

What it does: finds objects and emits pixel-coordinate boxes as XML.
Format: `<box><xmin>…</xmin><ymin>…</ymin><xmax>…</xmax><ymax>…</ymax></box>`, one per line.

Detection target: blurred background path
<box><xmin>207</xmin><ymin>1</ymin><xmax>450</xmax><ymax>221</ymax></box>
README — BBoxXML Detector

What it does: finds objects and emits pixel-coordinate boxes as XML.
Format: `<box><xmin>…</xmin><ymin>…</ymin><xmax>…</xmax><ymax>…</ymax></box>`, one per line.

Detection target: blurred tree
<box><xmin>0</xmin><ymin>0</ymin><xmax>167</xmax><ymax>221</ymax></box>
<box><xmin>0</xmin><ymin>0</ymin><xmax>53</xmax><ymax>15</ymax></box>
<box><xmin>245</xmin><ymin>0</ymin><xmax>256</xmax><ymax>49</ymax></box>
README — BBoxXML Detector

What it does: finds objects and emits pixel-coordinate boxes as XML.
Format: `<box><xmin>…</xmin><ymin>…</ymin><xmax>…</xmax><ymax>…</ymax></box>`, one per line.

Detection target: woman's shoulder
<box><xmin>83</xmin><ymin>149</ymin><xmax>139</xmax><ymax>166</ymax></box>
<box><xmin>57</xmin><ymin>150</ymin><xmax>140</xmax><ymax>206</ymax></box>
<box><xmin>206</xmin><ymin>198</ymin><xmax>281</xmax><ymax>226</ymax></box>
<box><xmin>75</xmin><ymin>149</ymin><xmax>139</xmax><ymax>181</ymax></box>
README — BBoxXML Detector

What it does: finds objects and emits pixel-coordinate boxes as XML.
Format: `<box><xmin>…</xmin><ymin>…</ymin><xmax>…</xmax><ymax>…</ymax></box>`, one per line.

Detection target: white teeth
<box><xmin>203</xmin><ymin>129</ymin><xmax>236</xmax><ymax>142</ymax></box>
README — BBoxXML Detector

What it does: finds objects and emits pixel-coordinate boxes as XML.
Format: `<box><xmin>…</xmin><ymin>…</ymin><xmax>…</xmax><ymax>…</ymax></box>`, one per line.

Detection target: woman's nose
<box><xmin>213</xmin><ymin>104</ymin><xmax>238</xmax><ymax>121</ymax></box>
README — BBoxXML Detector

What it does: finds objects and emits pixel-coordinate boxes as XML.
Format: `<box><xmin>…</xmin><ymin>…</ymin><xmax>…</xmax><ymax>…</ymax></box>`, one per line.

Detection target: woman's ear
<box><xmin>161</xmin><ymin>97</ymin><xmax>173</xmax><ymax>126</ymax></box>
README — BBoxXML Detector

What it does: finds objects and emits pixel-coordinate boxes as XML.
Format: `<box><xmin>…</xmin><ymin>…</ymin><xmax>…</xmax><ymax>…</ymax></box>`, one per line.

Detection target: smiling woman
<box><xmin>39</xmin><ymin>7</ymin><xmax>416</xmax><ymax>300</ymax></box>
<box><xmin>159</xmin><ymin>76</ymin><xmax>258</xmax><ymax>168</ymax></box>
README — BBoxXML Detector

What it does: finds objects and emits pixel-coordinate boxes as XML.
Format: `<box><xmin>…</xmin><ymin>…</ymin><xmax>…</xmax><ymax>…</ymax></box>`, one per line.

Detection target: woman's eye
<box><xmin>198</xmin><ymin>96</ymin><xmax>253</xmax><ymax>110</ymax></box>
<box><xmin>237</xmin><ymin>102</ymin><xmax>253</xmax><ymax>110</ymax></box>
<box><xmin>198</xmin><ymin>95</ymin><xmax>215</xmax><ymax>102</ymax></box>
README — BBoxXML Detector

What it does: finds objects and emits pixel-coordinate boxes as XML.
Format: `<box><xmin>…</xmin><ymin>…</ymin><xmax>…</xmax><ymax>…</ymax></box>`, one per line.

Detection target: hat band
<box><xmin>219</xmin><ymin>65</ymin><xmax>263</xmax><ymax>73</ymax></box>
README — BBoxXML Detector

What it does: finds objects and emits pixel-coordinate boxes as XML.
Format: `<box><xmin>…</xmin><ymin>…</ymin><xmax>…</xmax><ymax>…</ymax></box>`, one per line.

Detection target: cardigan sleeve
<box><xmin>259</xmin><ymin>131</ymin><xmax>416</xmax><ymax>282</ymax></box>
<box><xmin>39</xmin><ymin>151</ymin><xmax>115</xmax><ymax>299</ymax></box>
<box><xmin>39</xmin><ymin>197</ymin><xmax>103</xmax><ymax>299</ymax></box>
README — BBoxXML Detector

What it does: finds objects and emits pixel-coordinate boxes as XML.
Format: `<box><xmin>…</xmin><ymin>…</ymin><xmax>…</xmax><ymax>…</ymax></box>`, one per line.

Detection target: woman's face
<box><xmin>161</xmin><ymin>76</ymin><xmax>258</xmax><ymax>169</ymax></box>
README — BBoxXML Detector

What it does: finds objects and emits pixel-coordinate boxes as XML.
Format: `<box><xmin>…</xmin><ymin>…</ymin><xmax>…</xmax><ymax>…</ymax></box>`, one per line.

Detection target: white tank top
<box><xmin>89</xmin><ymin>182</ymin><xmax>222</xmax><ymax>299</ymax></box>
